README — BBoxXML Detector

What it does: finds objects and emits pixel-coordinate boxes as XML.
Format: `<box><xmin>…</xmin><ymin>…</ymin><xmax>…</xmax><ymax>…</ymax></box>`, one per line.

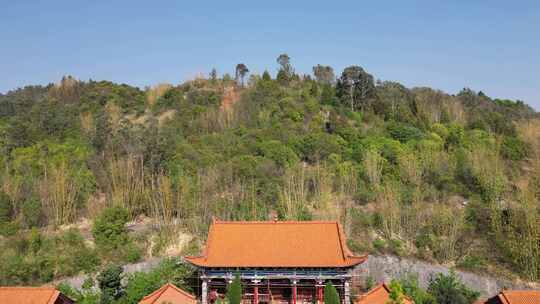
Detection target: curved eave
<box><xmin>183</xmin><ymin>255</ymin><xmax>368</xmax><ymax>268</ymax></box>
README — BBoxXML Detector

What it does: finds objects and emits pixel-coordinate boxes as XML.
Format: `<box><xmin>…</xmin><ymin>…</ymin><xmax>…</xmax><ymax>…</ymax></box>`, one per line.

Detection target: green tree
<box><xmin>277</xmin><ymin>54</ymin><xmax>293</xmax><ymax>84</ymax></box>
<box><xmin>227</xmin><ymin>274</ymin><xmax>242</xmax><ymax>304</ymax></box>
<box><xmin>21</xmin><ymin>198</ymin><xmax>42</xmax><ymax>228</ymax></box>
<box><xmin>313</xmin><ymin>65</ymin><xmax>335</xmax><ymax>85</ymax></box>
<box><xmin>336</xmin><ymin>65</ymin><xmax>376</xmax><ymax>111</ymax></box>
<box><xmin>92</xmin><ymin>206</ymin><xmax>130</xmax><ymax>249</ymax></box>
<box><xmin>210</xmin><ymin>68</ymin><xmax>218</xmax><ymax>82</ymax></box>
<box><xmin>324</xmin><ymin>282</ymin><xmax>340</xmax><ymax>304</ymax></box>
<box><xmin>122</xmin><ymin>258</ymin><xmax>194</xmax><ymax>304</ymax></box>
<box><xmin>262</xmin><ymin>70</ymin><xmax>272</xmax><ymax>81</ymax></box>
<box><xmin>399</xmin><ymin>275</ymin><xmax>436</xmax><ymax>304</ymax></box>
<box><xmin>97</xmin><ymin>264</ymin><xmax>124</xmax><ymax>304</ymax></box>
<box><xmin>500</xmin><ymin>136</ymin><xmax>529</xmax><ymax>161</ymax></box>
<box><xmin>235</xmin><ymin>64</ymin><xmax>249</xmax><ymax>87</ymax></box>
<box><xmin>386</xmin><ymin>280</ymin><xmax>405</xmax><ymax>304</ymax></box>
<box><xmin>427</xmin><ymin>271</ymin><xmax>479</xmax><ymax>304</ymax></box>
<box><xmin>0</xmin><ymin>191</ymin><xmax>12</xmax><ymax>224</ymax></box>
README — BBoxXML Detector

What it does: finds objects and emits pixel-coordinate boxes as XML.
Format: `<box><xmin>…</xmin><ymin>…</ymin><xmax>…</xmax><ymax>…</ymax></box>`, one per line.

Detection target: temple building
<box><xmin>477</xmin><ymin>290</ymin><xmax>540</xmax><ymax>304</ymax></box>
<box><xmin>139</xmin><ymin>283</ymin><xmax>197</xmax><ymax>304</ymax></box>
<box><xmin>185</xmin><ymin>219</ymin><xmax>367</xmax><ymax>304</ymax></box>
<box><xmin>0</xmin><ymin>287</ymin><xmax>74</xmax><ymax>304</ymax></box>
<box><xmin>355</xmin><ymin>283</ymin><xmax>414</xmax><ymax>304</ymax></box>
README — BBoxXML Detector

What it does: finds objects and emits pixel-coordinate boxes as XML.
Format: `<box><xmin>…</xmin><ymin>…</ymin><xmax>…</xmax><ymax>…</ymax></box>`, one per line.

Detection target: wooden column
<box><xmin>316</xmin><ymin>280</ymin><xmax>324</xmax><ymax>304</ymax></box>
<box><xmin>344</xmin><ymin>280</ymin><xmax>350</xmax><ymax>304</ymax></box>
<box><xmin>252</xmin><ymin>279</ymin><xmax>260</xmax><ymax>304</ymax></box>
<box><xmin>292</xmin><ymin>279</ymin><xmax>298</xmax><ymax>304</ymax></box>
<box><xmin>202</xmin><ymin>279</ymin><xmax>209</xmax><ymax>304</ymax></box>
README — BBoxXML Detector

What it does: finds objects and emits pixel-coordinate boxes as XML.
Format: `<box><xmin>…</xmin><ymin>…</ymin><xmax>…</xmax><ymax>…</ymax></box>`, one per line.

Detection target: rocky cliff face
<box><xmin>354</xmin><ymin>255</ymin><xmax>531</xmax><ymax>297</ymax></box>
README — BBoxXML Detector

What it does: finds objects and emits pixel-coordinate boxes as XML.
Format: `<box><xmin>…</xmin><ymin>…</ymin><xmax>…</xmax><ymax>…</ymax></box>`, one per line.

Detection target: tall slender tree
<box><xmin>235</xmin><ymin>64</ymin><xmax>249</xmax><ymax>87</ymax></box>
<box><xmin>227</xmin><ymin>274</ymin><xmax>242</xmax><ymax>304</ymax></box>
<box><xmin>324</xmin><ymin>282</ymin><xmax>340</xmax><ymax>304</ymax></box>
<box><xmin>276</xmin><ymin>54</ymin><xmax>293</xmax><ymax>84</ymax></box>
<box><xmin>210</xmin><ymin>68</ymin><xmax>218</xmax><ymax>82</ymax></box>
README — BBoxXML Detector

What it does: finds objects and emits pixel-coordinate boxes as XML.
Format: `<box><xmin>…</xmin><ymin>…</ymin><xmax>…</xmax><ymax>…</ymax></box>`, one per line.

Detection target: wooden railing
<box><xmin>241</xmin><ymin>294</ymin><xmax>316</xmax><ymax>304</ymax></box>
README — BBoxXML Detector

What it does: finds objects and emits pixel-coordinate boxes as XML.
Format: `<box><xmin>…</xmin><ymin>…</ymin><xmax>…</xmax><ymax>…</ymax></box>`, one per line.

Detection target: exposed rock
<box><xmin>354</xmin><ymin>255</ymin><xmax>533</xmax><ymax>297</ymax></box>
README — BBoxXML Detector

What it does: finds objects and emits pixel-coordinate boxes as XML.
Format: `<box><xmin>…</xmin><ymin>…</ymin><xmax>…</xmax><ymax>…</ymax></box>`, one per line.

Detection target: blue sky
<box><xmin>1</xmin><ymin>1</ymin><xmax>539</xmax><ymax>109</ymax></box>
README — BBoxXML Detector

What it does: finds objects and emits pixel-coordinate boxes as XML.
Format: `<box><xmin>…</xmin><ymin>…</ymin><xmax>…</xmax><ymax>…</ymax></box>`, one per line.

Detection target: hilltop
<box><xmin>0</xmin><ymin>56</ymin><xmax>539</xmax><ymax>287</ymax></box>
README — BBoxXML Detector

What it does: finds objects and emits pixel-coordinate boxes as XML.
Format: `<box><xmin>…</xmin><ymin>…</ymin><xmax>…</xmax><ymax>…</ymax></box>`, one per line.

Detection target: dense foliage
<box><xmin>227</xmin><ymin>274</ymin><xmax>242</xmax><ymax>304</ymax></box>
<box><xmin>427</xmin><ymin>272</ymin><xmax>480</xmax><ymax>304</ymax></box>
<box><xmin>0</xmin><ymin>55</ymin><xmax>539</xmax><ymax>287</ymax></box>
<box><xmin>324</xmin><ymin>282</ymin><xmax>340</xmax><ymax>304</ymax></box>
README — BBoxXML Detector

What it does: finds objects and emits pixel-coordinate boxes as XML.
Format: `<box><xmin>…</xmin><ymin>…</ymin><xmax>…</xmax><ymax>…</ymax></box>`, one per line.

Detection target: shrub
<box><xmin>387</xmin><ymin>122</ymin><xmax>424</xmax><ymax>143</ymax></box>
<box><xmin>97</xmin><ymin>264</ymin><xmax>124</xmax><ymax>304</ymax></box>
<box><xmin>0</xmin><ymin>192</ymin><xmax>12</xmax><ymax>224</ymax></box>
<box><xmin>389</xmin><ymin>239</ymin><xmax>404</xmax><ymax>256</ymax></box>
<box><xmin>500</xmin><ymin>136</ymin><xmax>529</xmax><ymax>161</ymax></box>
<box><xmin>387</xmin><ymin>280</ymin><xmax>406</xmax><ymax>304</ymax></box>
<box><xmin>373</xmin><ymin>239</ymin><xmax>386</xmax><ymax>252</ymax></box>
<box><xmin>92</xmin><ymin>206</ymin><xmax>130</xmax><ymax>250</ymax></box>
<box><xmin>21</xmin><ymin>198</ymin><xmax>42</xmax><ymax>228</ymax></box>
<box><xmin>427</xmin><ymin>271</ymin><xmax>479</xmax><ymax>304</ymax></box>
<box><xmin>446</xmin><ymin>123</ymin><xmax>465</xmax><ymax>148</ymax></box>
<box><xmin>400</xmin><ymin>274</ymin><xmax>436</xmax><ymax>304</ymax></box>
<box><xmin>298</xmin><ymin>132</ymin><xmax>344</xmax><ymax>162</ymax></box>
<box><xmin>457</xmin><ymin>254</ymin><xmax>487</xmax><ymax>272</ymax></box>
<box><xmin>258</xmin><ymin>140</ymin><xmax>299</xmax><ymax>167</ymax></box>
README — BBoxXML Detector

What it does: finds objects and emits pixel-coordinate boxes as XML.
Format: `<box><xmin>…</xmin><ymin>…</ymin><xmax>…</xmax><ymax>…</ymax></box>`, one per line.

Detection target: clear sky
<box><xmin>1</xmin><ymin>1</ymin><xmax>539</xmax><ymax>109</ymax></box>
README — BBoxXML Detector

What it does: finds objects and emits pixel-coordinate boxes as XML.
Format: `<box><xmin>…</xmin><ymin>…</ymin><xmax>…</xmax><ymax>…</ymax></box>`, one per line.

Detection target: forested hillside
<box><xmin>0</xmin><ymin>54</ymin><xmax>539</xmax><ymax>286</ymax></box>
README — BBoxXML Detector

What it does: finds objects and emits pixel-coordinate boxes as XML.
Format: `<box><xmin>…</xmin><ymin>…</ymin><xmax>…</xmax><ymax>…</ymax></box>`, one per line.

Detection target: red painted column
<box><xmin>292</xmin><ymin>280</ymin><xmax>297</xmax><ymax>304</ymax></box>
<box><xmin>316</xmin><ymin>283</ymin><xmax>323</xmax><ymax>304</ymax></box>
<box><xmin>252</xmin><ymin>279</ymin><xmax>260</xmax><ymax>304</ymax></box>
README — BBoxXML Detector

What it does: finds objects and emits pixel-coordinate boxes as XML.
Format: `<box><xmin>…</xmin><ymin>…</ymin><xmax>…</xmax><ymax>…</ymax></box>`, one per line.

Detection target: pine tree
<box><xmin>227</xmin><ymin>274</ymin><xmax>242</xmax><ymax>304</ymax></box>
<box><xmin>97</xmin><ymin>264</ymin><xmax>124</xmax><ymax>304</ymax></box>
<box><xmin>324</xmin><ymin>282</ymin><xmax>340</xmax><ymax>304</ymax></box>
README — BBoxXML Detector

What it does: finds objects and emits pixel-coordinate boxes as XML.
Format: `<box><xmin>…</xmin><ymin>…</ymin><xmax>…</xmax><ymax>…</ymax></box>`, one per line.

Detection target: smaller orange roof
<box><xmin>356</xmin><ymin>283</ymin><xmax>414</xmax><ymax>304</ymax></box>
<box><xmin>0</xmin><ymin>287</ymin><xmax>73</xmax><ymax>304</ymax></box>
<box><xmin>139</xmin><ymin>283</ymin><xmax>197</xmax><ymax>304</ymax></box>
<box><xmin>496</xmin><ymin>290</ymin><xmax>540</xmax><ymax>304</ymax></box>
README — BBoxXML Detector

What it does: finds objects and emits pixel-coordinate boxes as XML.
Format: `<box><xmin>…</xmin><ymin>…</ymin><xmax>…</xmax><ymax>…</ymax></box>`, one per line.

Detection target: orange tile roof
<box><xmin>0</xmin><ymin>287</ymin><xmax>72</xmax><ymax>304</ymax></box>
<box><xmin>185</xmin><ymin>220</ymin><xmax>367</xmax><ymax>268</ymax></box>
<box><xmin>139</xmin><ymin>283</ymin><xmax>197</xmax><ymax>304</ymax></box>
<box><xmin>356</xmin><ymin>284</ymin><xmax>414</xmax><ymax>304</ymax></box>
<box><xmin>496</xmin><ymin>290</ymin><xmax>540</xmax><ymax>304</ymax></box>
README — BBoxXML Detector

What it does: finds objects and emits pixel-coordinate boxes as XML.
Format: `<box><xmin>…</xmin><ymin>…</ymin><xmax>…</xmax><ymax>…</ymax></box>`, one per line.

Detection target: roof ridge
<box><xmin>203</xmin><ymin>221</ymin><xmax>217</xmax><ymax>261</ymax></box>
<box><xmin>140</xmin><ymin>284</ymin><xmax>168</xmax><ymax>302</ymax></box>
<box><xmin>213</xmin><ymin>220</ymin><xmax>340</xmax><ymax>224</ymax></box>
<box><xmin>335</xmin><ymin>222</ymin><xmax>348</xmax><ymax>261</ymax></box>
<box><xmin>362</xmin><ymin>283</ymin><xmax>386</xmax><ymax>296</ymax></box>
<box><xmin>45</xmin><ymin>290</ymin><xmax>60</xmax><ymax>304</ymax></box>
<box><xmin>359</xmin><ymin>283</ymin><xmax>414</xmax><ymax>303</ymax></box>
<box><xmin>499</xmin><ymin>292</ymin><xmax>511</xmax><ymax>304</ymax></box>
<box><xmin>141</xmin><ymin>283</ymin><xmax>196</xmax><ymax>303</ymax></box>
<box><xmin>166</xmin><ymin>283</ymin><xmax>197</xmax><ymax>299</ymax></box>
<box><xmin>0</xmin><ymin>287</ymin><xmax>57</xmax><ymax>290</ymax></box>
